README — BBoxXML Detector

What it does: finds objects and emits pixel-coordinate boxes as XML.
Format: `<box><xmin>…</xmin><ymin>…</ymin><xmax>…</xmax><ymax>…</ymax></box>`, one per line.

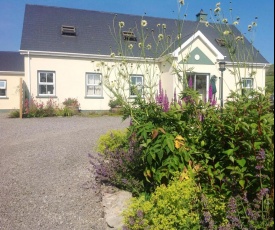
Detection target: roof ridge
<box><xmin>25</xmin><ymin>4</ymin><xmax>192</xmax><ymax>22</ymax></box>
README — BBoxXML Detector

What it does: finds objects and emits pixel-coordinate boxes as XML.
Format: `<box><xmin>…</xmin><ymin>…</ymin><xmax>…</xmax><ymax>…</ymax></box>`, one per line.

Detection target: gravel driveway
<box><xmin>0</xmin><ymin>114</ymin><xmax>129</xmax><ymax>230</ymax></box>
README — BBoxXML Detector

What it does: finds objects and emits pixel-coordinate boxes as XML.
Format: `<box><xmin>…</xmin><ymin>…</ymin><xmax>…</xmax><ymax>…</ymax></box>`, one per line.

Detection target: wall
<box><xmin>0</xmin><ymin>73</ymin><xmax>24</xmax><ymax>111</ymax></box>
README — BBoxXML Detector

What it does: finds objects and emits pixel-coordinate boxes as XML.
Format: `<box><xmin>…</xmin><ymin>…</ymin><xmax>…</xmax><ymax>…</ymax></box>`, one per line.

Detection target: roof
<box><xmin>0</xmin><ymin>51</ymin><xmax>24</xmax><ymax>72</ymax></box>
<box><xmin>20</xmin><ymin>4</ymin><xmax>268</xmax><ymax>64</ymax></box>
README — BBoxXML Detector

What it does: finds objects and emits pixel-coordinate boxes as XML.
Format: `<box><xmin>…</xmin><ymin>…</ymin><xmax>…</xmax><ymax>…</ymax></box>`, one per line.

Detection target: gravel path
<box><xmin>0</xmin><ymin>114</ymin><xmax>129</xmax><ymax>230</ymax></box>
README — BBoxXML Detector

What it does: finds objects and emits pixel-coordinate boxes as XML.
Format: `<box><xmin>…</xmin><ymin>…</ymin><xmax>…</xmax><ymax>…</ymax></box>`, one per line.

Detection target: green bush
<box><xmin>8</xmin><ymin>110</ymin><xmax>20</xmax><ymax>118</ymax></box>
<box><xmin>122</xmin><ymin>168</ymin><xmax>201</xmax><ymax>230</ymax></box>
<box><xmin>96</xmin><ymin>129</ymin><xmax>128</xmax><ymax>154</ymax></box>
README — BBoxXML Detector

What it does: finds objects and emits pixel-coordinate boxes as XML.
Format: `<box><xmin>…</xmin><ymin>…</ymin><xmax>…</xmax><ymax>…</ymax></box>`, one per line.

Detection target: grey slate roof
<box><xmin>20</xmin><ymin>4</ymin><xmax>268</xmax><ymax>64</ymax></box>
<box><xmin>0</xmin><ymin>51</ymin><xmax>24</xmax><ymax>72</ymax></box>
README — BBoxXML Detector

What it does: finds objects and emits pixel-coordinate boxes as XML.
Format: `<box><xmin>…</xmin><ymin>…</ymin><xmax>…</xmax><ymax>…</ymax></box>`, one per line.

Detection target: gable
<box><xmin>179</xmin><ymin>47</ymin><xmax>214</xmax><ymax>65</ymax></box>
<box><xmin>173</xmin><ymin>30</ymin><xmax>224</xmax><ymax>61</ymax></box>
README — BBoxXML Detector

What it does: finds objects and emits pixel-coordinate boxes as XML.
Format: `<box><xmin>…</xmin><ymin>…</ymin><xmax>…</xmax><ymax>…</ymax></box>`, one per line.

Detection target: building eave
<box><xmin>0</xmin><ymin>71</ymin><xmax>24</xmax><ymax>75</ymax></box>
<box><xmin>19</xmin><ymin>50</ymin><xmax>161</xmax><ymax>63</ymax></box>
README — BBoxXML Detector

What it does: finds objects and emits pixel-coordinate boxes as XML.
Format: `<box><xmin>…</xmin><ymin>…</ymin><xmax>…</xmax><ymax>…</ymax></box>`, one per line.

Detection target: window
<box><xmin>61</xmin><ymin>25</ymin><xmax>76</xmax><ymax>36</ymax></box>
<box><xmin>38</xmin><ymin>71</ymin><xmax>55</xmax><ymax>96</ymax></box>
<box><xmin>215</xmin><ymin>38</ymin><xmax>226</xmax><ymax>47</ymax></box>
<box><xmin>242</xmin><ymin>78</ymin><xmax>253</xmax><ymax>95</ymax></box>
<box><xmin>130</xmin><ymin>75</ymin><xmax>143</xmax><ymax>96</ymax></box>
<box><xmin>86</xmin><ymin>73</ymin><xmax>103</xmax><ymax>97</ymax></box>
<box><xmin>122</xmin><ymin>31</ymin><xmax>137</xmax><ymax>41</ymax></box>
<box><xmin>0</xmin><ymin>80</ymin><xmax>7</xmax><ymax>97</ymax></box>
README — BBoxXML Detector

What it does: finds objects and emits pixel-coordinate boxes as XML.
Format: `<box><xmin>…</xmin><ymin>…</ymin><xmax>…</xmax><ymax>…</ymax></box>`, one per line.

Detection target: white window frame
<box><xmin>242</xmin><ymin>78</ymin><xmax>253</xmax><ymax>89</ymax></box>
<box><xmin>130</xmin><ymin>75</ymin><xmax>143</xmax><ymax>97</ymax></box>
<box><xmin>86</xmin><ymin>73</ymin><xmax>103</xmax><ymax>97</ymax></box>
<box><xmin>0</xmin><ymin>80</ymin><xmax>7</xmax><ymax>97</ymax></box>
<box><xmin>38</xmin><ymin>71</ymin><xmax>55</xmax><ymax>96</ymax></box>
<box><xmin>242</xmin><ymin>78</ymin><xmax>254</xmax><ymax>96</ymax></box>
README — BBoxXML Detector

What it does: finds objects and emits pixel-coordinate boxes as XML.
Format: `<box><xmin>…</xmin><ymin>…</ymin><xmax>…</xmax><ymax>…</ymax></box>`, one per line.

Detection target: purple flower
<box><xmin>188</xmin><ymin>77</ymin><xmax>193</xmax><ymax>88</ymax></box>
<box><xmin>136</xmin><ymin>209</ymin><xmax>144</xmax><ymax>218</ymax></box>
<box><xmin>256</xmin><ymin>148</ymin><xmax>265</xmax><ymax>161</ymax></box>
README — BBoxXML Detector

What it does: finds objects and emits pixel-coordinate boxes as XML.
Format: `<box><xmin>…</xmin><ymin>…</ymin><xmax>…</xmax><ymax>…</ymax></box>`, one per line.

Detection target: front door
<box><xmin>187</xmin><ymin>74</ymin><xmax>209</xmax><ymax>102</ymax></box>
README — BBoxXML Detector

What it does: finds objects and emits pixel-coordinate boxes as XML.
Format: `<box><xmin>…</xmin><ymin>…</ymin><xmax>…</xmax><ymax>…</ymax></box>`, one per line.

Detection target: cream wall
<box><xmin>0</xmin><ymin>73</ymin><xmax>24</xmax><ymax>110</ymax></box>
<box><xmin>24</xmin><ymin>54</ymin><xmax>161</xmax><ymax>110</ymax></box>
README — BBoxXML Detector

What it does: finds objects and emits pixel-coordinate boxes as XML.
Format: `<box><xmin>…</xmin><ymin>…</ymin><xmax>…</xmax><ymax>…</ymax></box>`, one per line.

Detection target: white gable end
<box><xmin>172</xmin><ymin>30</ymin><xmax>224</xmax><ymax>60</ymax></box>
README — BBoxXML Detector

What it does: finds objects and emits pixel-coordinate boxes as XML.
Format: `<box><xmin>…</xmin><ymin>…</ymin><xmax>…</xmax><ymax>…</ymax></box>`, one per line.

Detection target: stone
<box><xmin>102</xmin><ymin>188</ymin><xmax>132</xmax><ymax>229</ymax></box>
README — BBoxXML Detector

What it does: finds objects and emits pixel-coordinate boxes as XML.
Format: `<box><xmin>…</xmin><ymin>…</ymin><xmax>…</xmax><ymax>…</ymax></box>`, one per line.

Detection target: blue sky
<box><xmin>0</xmin><ymin>0</ymin><xmax>274</xmax><ymax>63</ymax></box>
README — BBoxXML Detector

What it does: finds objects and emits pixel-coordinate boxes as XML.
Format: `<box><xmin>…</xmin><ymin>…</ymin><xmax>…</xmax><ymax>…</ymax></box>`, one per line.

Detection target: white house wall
<box><xmin>0</xmin><ymin>73</ymin><xmax>24</xmax><ymax>110</ymax></box>
<box><xmin>23</xmin><ymin>54</ymin><xmax>161</xmax><ymax>111</ymax></box>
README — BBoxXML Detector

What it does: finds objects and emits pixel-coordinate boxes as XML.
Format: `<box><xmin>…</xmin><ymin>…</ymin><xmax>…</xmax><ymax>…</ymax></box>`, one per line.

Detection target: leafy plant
<box><xmin>89</xmin><ymin>133</ymin><xmax>145</xmax><ymax>196</ymax></box>
<box><xmin>122</xmin><ymin>168</ymin><xmax>201</xmax><ymax>230</ymax></box>
<box><xmin>108</xmin><ymin>98</ymin><xmax>122</xmax><ymax>109</ymax></box>
<box><xmin>62</xmin><ymin>98</ymin><xmax>80</xmax><ymax>108</ymax></box>
<box><xmin>96</xmin><ymin>129</ymin><xmax>128</xmax><ymax>154</ymax></box>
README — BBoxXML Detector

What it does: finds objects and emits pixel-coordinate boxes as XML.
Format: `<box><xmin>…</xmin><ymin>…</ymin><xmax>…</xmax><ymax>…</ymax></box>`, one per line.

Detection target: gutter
<box><xmin>20</xmin><ymin>50</ymin><xmax>160</xmax><ymax>63</ymax></box>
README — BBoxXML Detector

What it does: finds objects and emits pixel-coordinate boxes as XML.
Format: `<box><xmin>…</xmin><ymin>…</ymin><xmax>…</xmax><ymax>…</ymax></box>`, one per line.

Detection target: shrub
<box><xmin>89</xmin><ymin>133</ymin><xmax>145</xmax><ymax>196</ymax></box>
<box><xmin>8</xmin><ymin>110</ymin><xmax>20</xmax><ymax>118</ymax></box>
<box><xmin>62</xmin><ymin>98</ymin><xmax>80</xmax><ymax>108</ymax></box>
<box><xmin>122</xmin><ymin>168</ymin><xmax>201</xmax><ymax>230</ymax></box>
<box><xmin>96</xmin><ymin>129</ymin><xmax>128</xmax><ymax>154</ymax></box>
<box><xmin>108</xmin><ymin>98</ymin><xmax>122</xmax><ymax>109</ymax></box>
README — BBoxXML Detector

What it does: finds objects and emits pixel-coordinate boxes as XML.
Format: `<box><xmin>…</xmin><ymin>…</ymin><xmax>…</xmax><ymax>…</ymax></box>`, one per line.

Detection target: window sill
<box><xmin>85</xmin><ymin>96</ymin><xmax>104</xmax><ymax>99</ymax></box>
<box><xmin>36</xmin><ymin>96</ymin><xmax>57</xmax><ymax>98</ymax></box>
<box><xmin>0</xmin><ymin>96</ymin><xmax>8</xmax><ymax>99</ymax></box>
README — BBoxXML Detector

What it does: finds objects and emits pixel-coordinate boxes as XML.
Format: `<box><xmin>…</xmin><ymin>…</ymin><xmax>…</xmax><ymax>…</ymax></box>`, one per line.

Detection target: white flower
<box><xmin>119</xmin><ymin>21</ymin><xmax>125</xmax><ymax>28</ymax></box>
<box><xmin>235</xmin><ymin>36</ymin><xmax>243</xmax><ymax>41</ymax></box>
<box><xmin>162</xmin><ymin>24</ymin><xmax>166</xmax><ymax>29</ymax></box>
<box><xmin>179</xmin><ymin>0</ymin><xmax>184</xmax><ymax>5</ymax></box>
<box><xmin>158</xmin><ymin>34</ymin><xmax>164</xmax><ymax>40</ymax></box>
<box><xmin>110</xmin><ymin>52</ymin><xmax>115</xmax><ymax>57</ymax></box>
<box><xmin>214</xmin><ymin>7</ymin><xmax>221</xmax><ymax>13</ymax></box>
<box><xmin>223</xmin><ymin>30</ymin><xmax>230</xmax><ymax>35</ymax></box>
<box><xmin>252</xmin><ymin>21</ymin><xmax>257</xmax><ymax>26</ymax></box>
<box><xmin>248</xmin><ymin>25</ymin><xmax>252</xmax><ymax>31</ymax></box>
<box><xmin>216</xmin><ymin>2</ymin><xmax>221</xmax><ymax>7</ymax></box>
<box><xmin>128</xmin><ymin>44</ymin><xmax>133</xmax><ymax>49</ymax></box>
<box><xmin>141</xmin><ymin>20</ymin><xmax>148</xmax><ymax>27</ymax></box>
<box><xmin>205</xmin><ymin>21</ymin><xmax>209</xmax><ymax>27</ymax></box>
<box><xmin>138</xmin><ymin>42</ymin><xmax>143</xmax><ymax>48</ymax></box>
<box><xmin>222</xmin><ymin>18</ymin><xmax>228</xmax><ymax>23</ymax></box>
<box><xmin>146</xmin><ymin>44</ymin><xmax>152</xmax><ymax>50</ymax></box>
<box><xmin>233</xmin><ymin>21</ymin><xmax>239</xmax><ymax>25</ymax></box>
<box><xmin>177</xmin><ymin>33</ymin><xmax>182</xmax><ymax>39</ymax></box>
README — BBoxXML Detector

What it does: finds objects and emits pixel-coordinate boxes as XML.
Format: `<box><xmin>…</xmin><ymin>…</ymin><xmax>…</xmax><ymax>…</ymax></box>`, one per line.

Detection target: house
<box><xmin>0</xmin><ymin>4</ymin><xmax>269</xmax><ymax>112</ymax></box>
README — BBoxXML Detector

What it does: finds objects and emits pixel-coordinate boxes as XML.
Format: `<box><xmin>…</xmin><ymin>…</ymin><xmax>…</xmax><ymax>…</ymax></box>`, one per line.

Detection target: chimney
<box><xmin>196</xmin><ymin>9</ymin><xmax>207</xmax><ymax>22</ymax></box>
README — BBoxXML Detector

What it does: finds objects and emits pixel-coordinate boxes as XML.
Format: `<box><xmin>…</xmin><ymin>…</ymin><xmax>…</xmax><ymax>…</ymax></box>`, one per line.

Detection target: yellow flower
<box><xmin>141</xmin><ymin>20</ymin><xmax>148</xmax><ymax>27</ymax></box>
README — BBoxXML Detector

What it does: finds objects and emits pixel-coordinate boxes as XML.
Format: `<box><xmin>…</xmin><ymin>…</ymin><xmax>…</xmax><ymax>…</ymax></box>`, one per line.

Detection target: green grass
<box><xmin>266</xmin><ymin>75</ymin><xmax>274</xmax><ymax>94</ymax></box>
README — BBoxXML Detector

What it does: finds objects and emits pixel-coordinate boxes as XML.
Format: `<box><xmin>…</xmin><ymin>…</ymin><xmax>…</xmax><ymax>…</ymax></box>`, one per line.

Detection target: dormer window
<box><xmin>122</xmin><ymin>31</ymin><xmax>137</xmax><ymax>41</ymax></box>
<box><xmin>215</xmin><ymin>38</ymin><xmax>226</xmax><ymax>47</ymax></box>
<box><xmin>61</xmin><ymin>25</ymin><xmax>76</xmax><ymax>36</ymax></box>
